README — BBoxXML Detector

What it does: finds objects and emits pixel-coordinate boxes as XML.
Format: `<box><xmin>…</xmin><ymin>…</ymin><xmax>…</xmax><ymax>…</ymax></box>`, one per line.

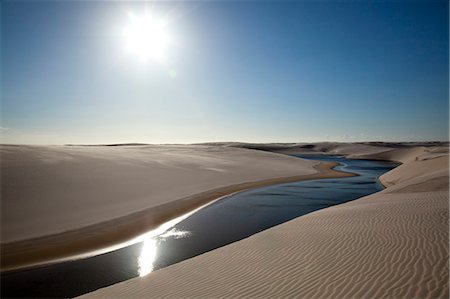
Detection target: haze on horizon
<box><xmin>1</xmin><ymin>1</ymin><xmax>448</xmax><ymax>145</ymax></box>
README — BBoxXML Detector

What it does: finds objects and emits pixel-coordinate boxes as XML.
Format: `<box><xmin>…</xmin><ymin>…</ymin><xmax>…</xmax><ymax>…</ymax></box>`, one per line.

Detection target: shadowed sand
<box><xmin>1</xmin><ymin>144</ymin><xmax>353</xmax><ymax>271</ymax></box>
<box><xmin>80</xmin><ymin>143</ymin><xmax>448</xmax><ymax>298</ymax></box>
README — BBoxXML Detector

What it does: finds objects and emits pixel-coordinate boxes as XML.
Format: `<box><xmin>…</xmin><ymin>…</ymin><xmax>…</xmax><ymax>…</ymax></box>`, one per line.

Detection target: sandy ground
<box><xmin>81</xmin><ymin>144</ymin><xmax>449</xmax><ymax>298</ymax></box>
<box><xmin>1</xmin><ymin>144</ymin><xmax>353</xmax><ymax>271</ymax></box>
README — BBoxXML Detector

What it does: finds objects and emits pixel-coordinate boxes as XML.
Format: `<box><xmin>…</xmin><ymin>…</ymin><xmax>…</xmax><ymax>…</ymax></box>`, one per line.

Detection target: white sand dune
<box><xmin>81</xmin><ymin>145</ymin><xmax>449</xmax><ymax>298</ymax></box>
<box><xmin>1</xmin><ymin>144</ymin><xmax>319</xmax><ymax>243</ymax></box>
<box><xmin>347</xmin><ymin>146</ymin><xmax>449</xmax><ymax>193</ymax></box>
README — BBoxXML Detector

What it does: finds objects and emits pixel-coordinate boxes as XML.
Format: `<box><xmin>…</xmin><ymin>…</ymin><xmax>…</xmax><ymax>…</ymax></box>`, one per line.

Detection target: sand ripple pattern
<box><xmin>81</xmin><ymin>190</ymin><xmax>449</xmax><ymax>299</ymax></box>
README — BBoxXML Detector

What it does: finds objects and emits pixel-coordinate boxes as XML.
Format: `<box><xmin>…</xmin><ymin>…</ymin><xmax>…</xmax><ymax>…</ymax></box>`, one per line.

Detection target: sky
<box><xmin>1</xmin><ymin>0</ymin><xmax>448</xmax><ymax>144</ymax></box>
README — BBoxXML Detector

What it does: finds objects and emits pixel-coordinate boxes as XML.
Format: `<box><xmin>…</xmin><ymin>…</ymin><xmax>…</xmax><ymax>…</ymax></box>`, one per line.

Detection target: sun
<box><xmin>123</xmin><ymin>12</ymin><xmax>170</xmax><ymax>63</ymax></box>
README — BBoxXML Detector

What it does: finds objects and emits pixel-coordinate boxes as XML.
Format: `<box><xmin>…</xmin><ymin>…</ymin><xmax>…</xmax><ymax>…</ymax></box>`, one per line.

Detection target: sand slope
<box><xmin>351</xmin><ymin>146</ymin><xmax>449</xmax><ymax>192</ymax></box>
<box><xmin>1</xmin><ymin>145</ymin><xmax>319</xmax><ymax>243</ymax></box>
<box><xmin>81</xmin><ymin>145</ymin><xmax>449</xmax><ymax>298</ymax></box>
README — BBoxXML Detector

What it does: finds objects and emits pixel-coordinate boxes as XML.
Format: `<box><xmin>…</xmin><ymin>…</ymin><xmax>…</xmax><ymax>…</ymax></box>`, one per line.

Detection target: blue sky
<box><xmin>1</xmin><ymin>1</ymin><xmax>448</xmax><ymax>144</ymax></box>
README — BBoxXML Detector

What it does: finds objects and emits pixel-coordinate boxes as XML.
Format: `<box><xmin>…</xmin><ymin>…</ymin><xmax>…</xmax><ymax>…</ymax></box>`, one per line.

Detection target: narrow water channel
<box><xmin>1</xmin><ymin>155</ymin><xmax>398</xmax><ymax>298</ymax></box>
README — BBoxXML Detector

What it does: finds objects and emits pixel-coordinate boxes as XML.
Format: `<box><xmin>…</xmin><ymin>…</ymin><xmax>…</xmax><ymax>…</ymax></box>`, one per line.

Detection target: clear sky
<box><xmin>1</xmin><ymin>1</ymin><xmax>448</xmax><ymax>144</ymax></box>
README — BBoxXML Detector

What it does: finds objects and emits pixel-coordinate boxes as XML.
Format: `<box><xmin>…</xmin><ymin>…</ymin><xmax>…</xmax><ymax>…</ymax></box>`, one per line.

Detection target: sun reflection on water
<box><xmin>138</xmin><ymin>238</ymin><xmax>157</xmax><ymax>277</ymax></box>
<box><xmin>138</xmin><ymin>229</ymin><xmax>190</xmax><ymax>277</ymax></box>
<box><xmin>135</xmin><ymin>193</ymin><xmax>231</xmax><ymax>277</ymax></box>
<box><xmin>160</xmin><ymin>228</ymin><xmax>191</xmax><ymax>239</ymax></box>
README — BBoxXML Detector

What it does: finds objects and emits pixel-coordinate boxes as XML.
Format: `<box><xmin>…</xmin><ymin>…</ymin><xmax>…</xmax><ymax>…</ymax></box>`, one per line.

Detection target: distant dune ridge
<box><xmin>77</xmin><ymin>142</ymin><xmax>449</xmax><ymax>299</ymax></box>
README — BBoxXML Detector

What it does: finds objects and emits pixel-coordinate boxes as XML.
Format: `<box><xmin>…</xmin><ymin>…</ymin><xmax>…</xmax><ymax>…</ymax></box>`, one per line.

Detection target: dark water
<box><xmin>1</xmin><ymin>155</ymin><xmax>398</xmax><ymax>298</ymax></box>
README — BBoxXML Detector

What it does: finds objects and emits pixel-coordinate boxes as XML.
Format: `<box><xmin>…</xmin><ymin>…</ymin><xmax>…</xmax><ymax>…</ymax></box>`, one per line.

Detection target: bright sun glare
<box><xmin>123</xmin><ymin>12</ymin><xmax>170</xmax><ymax>63</ymax></box>
<box><xmin>138</xmin><ymin>238</ymin><xmax>157</xmax><ymax>277</ymax></box>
